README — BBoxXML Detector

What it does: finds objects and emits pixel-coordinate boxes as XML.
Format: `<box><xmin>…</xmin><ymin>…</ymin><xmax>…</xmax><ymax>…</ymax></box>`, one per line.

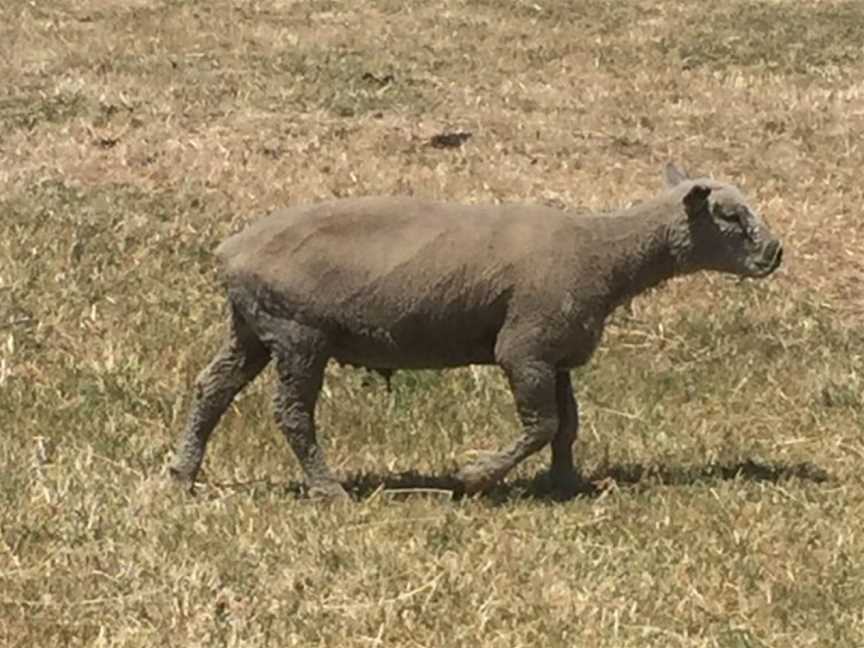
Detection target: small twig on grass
<box><xmin>593</xmin><ymin>406</ymin><xmax>642</xmax><ymax>421</ymax></box>
<box><xmin>317</xmin><ymin>573</ymin><xmax>444</xmax><ymax>611</ymax></box>
<box><xmin>92</xmin><ymin>453</ymin><xmax>143</xmax><ymax>478</ymax></box>
<box><xmin>361</xmin><ymin>483</ymin><xmax>387</xmax><ymax>503</ymax></box>
<box><xmin>380</xmin><ymin>487</ymin><xmax>454</xmax><ymax>497</ymax></box>
<box><xmin>773</xmin><ymin>437</ymin><xmax>812</xmax><ymax>447</ymax></box>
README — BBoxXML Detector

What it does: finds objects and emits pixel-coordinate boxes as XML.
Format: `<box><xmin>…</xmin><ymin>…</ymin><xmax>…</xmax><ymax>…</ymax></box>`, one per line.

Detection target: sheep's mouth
<box><xmin>751</xmin><ymin>241</ymin><xmax>783</xmax><ymax>277</ymax></box>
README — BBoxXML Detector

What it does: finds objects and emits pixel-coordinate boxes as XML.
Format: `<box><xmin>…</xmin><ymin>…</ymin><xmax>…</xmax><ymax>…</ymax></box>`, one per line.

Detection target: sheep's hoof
<box><xmin>542</xmin><ymin>469</ymin><xmax>590</xmax><ymax>498</ymax></box>
<box><xmin>166</xmin><ymin>465</ymin><xmax>198</xmax><ymax>494</ymax></box>
<box><xmin>306</xmin><ymin>480</ymin><xmax>351</xmax><ymax>501</ymax></box>
<box><xmin>455</xmin><ymin>457</ymin><xmax>507</xmax><ymax>496</ymax></box>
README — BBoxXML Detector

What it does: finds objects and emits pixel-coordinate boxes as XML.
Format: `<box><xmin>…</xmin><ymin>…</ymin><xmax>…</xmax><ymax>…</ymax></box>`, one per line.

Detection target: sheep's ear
<box><xmin>664</xmin><ymin>162</ymin><xmax>690</xmax><ymax>188</ymax></box>
<box><xmin>683</xmin><ymin>183</ymin><xmax>712</xmax><ymax>219</ymax></box>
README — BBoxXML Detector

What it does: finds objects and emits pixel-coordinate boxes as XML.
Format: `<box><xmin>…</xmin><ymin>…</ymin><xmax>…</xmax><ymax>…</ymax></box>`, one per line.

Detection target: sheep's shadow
<box><xmin>209</xmin><ymin>459</ymin><xmax>829</xmax><ymax>503</ymax></box>
<box><xmin>345</xmin><ymin>459</ymin><xmax>829</xmax><ymax>503</ymax></box>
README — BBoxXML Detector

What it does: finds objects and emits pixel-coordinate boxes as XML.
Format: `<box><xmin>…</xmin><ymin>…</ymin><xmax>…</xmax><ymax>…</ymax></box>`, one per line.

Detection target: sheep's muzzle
<box><xmin>753</xmin><ymin>239</ymin><xmax>783</xmax><ymax>277</ymax></box>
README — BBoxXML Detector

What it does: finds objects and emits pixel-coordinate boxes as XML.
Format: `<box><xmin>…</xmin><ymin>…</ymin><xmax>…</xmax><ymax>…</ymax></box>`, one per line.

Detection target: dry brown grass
<box><xmin>2</xmin><ymin>1</ymin><xmax>864</xmax><ymax>646</ymax></box>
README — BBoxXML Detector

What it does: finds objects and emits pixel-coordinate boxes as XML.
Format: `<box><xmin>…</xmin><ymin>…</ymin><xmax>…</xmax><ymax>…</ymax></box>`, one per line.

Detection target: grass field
<box><xmin>2</xmin><ymin>0</ymin><xmax>864</xmax><ymax>646</ymax></box>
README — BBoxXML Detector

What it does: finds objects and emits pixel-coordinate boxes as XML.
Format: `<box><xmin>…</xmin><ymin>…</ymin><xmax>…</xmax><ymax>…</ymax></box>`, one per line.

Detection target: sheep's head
<box><xmin>664</xmin><ymin>162</ymin><xmax>783</xmax><ymax>279</ymax></box>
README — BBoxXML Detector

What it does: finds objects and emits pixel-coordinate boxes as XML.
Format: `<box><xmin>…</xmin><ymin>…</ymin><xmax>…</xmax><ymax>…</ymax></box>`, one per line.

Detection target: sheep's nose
<box><xmin>766</xmin><ymin>239</ymin><xmax>783</xmax><ymax>269</ymax></box>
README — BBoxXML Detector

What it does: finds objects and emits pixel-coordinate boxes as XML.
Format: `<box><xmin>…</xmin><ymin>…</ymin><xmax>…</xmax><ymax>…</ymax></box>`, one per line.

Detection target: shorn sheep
<box><xmin>168</xmin><ymin>163</ymin><xmax>783</xmax><ymax>498</ymax></box>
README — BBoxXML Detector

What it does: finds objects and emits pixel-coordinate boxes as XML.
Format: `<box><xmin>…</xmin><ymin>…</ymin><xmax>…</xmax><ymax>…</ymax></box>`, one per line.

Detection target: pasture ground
<box><xmin>2</xmin><ymin>1</ymin><xmax>863</xmax><ymax>646</ymax></box>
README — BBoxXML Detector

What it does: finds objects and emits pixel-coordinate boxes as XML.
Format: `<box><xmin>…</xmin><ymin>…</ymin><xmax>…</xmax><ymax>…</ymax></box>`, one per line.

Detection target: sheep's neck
<box><xmin>597</xmin><ymin>207</ymin><xmax>679</xmax><ymax>314</ymax></box>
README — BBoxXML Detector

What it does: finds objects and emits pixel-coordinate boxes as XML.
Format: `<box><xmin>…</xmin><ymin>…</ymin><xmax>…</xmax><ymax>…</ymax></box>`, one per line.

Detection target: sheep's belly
<box><xmin>327</xmin><ymin>316</ymin><xmax>501</xmax><ymax>370</ymax></box>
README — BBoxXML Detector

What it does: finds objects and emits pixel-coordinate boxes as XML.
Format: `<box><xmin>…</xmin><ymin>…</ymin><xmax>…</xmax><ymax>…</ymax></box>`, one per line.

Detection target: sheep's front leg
<box><xmin>457</xmin><ymin>359</ymin><xmax>558</xmax><ymax>495</ymax></box>
<box><xmin>272</xmin><ymin>346</ymin><xmax>348</xmax><ymax>499</ymax></box>
<box><xmin>548</xmin><ymin>371</ymin><xmax>582</xmax><ymax>493</ymax></box>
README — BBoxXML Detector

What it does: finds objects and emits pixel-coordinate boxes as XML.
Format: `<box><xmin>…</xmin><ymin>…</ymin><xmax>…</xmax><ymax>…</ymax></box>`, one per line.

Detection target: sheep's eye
<box><xmin>735</xmin><ymin>211</ymin><xmax>759</xmax><ymax>242</ymax></box>
<box><xmin>716</xmin><ymin>208</ymin><xmax>758</xmax><ymax>241</ymax></box>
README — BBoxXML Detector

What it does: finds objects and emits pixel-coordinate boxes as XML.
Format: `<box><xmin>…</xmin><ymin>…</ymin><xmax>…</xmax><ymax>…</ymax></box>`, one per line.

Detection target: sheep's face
<box><xmin>664</xmin><ymin>164</ymin><xmax>783</xmax><ymax>279</ymax></box>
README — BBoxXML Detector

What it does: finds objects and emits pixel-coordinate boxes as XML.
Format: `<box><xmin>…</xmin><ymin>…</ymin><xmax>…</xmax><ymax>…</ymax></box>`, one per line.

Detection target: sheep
<box><xmin>168</xmin><ymin>162</ymin><xmax>783</xmax><ymax>498</ymax></box>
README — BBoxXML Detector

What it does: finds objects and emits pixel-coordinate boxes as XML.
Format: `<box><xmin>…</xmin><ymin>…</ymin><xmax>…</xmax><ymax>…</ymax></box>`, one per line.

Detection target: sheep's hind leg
<box><xmin>547</xmin><ymin>371</ymin><xmax>583</xmax><ymax>495</ymax></box>
<box><xmin>169</xmin><ymin>304</ymin><xmax>270</xmax><ymax>487</ymax></box>
<box><xmin>456</xmin><ymin>359</ymin><xmax>558</xmax><ymax>495</ymax></box>
<box><xmin>272</xmin><ymin>339</ymin><xmax>348</xmax><ymax>499</ymax></box>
